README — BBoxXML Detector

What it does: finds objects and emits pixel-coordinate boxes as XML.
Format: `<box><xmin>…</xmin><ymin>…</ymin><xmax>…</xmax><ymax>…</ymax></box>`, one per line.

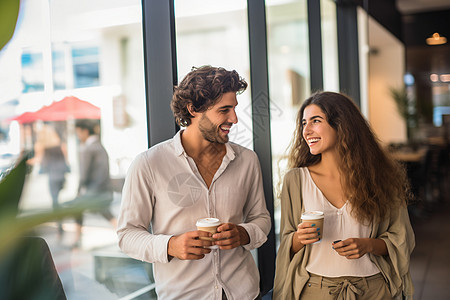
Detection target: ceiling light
<box><xmin>430</xmin><ymin>74</ymin><xmax>439</xmax><ymax>82</ymax></box>
<box><xmin>440</xmin><ymin>74</ymin><xmax>450</xmax><ymax>82</ymax></box>
<box><xmin>404</xmin><ymin>73</ymin><xmax>414</xmax><ymax>86</ymax></box>
<box><xmin>426</xmin><ymin>33</ymin><xmax>447</xmax><ymax>45</ymax></box>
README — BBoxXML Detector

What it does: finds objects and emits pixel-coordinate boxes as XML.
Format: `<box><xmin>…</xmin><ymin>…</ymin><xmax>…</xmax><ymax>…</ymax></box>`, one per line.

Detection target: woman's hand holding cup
<box><xmin>295</xmin><ymin>221</ymin><xmax>321</xmax><ymax>245</ymax></box>
<box><xmin>291</xmin><ymin>211</ymin><xmax>324</xmax><ymax>254</ymax></box>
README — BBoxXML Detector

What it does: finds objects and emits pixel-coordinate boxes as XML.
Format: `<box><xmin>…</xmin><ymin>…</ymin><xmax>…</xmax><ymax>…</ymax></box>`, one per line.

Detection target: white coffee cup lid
<box><xmin>301</xmin><ymin>211</ymin><xmax>324</xmax><ymax>220</ymax></box>
<box><xmin>196</xmin><ymin>218</ymin><xmax>221</xmax><ymax>227</ymax></box>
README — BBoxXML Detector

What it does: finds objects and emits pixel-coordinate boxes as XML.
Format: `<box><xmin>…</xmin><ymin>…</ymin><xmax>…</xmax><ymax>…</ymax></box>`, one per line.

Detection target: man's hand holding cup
<box><xmin>167</xmin><ymin>229</ymin><xmax>213</xmax><ymax>260</ymax></box>
<box><xmin>213</xmin><ymin>223</ymin><xmax>250</xmax><ymax>250</ymax></box>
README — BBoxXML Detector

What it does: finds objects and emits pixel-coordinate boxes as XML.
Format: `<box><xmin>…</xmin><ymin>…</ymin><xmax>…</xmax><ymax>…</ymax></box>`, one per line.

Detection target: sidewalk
<box><xmin>20</xmin><ymin>170</ymin><xmax>155</xmax><ymax>299</ymax></box>
<box><xmin>34</xmin><ymin>206</ymin><xmax>122</xmax><ymax>299</ymax></box>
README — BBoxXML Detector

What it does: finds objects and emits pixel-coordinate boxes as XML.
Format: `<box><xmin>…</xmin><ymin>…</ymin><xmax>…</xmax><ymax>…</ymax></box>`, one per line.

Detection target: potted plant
<box><xmin>389</xmin><ymin>86</ymin><xmax>417</xmax><ymax>141</ymax></box>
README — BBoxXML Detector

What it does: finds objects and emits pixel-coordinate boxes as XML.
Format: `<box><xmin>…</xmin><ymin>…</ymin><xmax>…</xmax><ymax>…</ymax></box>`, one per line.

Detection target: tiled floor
<box><xmin>409</xmin><ymin>199</ymin><xmax>450</xmax><ymax>300</ymax></box>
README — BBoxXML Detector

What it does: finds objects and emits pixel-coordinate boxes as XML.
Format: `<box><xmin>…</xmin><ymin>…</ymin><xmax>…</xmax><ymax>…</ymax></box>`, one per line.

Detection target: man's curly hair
<box><xmin>171</xmin><ymin>65</ymin><xmax>247</xmax><ymax>127</ymax></box>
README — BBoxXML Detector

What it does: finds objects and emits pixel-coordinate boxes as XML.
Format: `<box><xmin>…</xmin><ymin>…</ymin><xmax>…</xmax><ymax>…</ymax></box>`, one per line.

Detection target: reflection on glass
<box><xmin>321</xmin><ymin>0</ymin><xmax>339</xmax><ymax>92</ymax></box>
<box><xmin>52</xmin><ymin>50</ymin><xmax>66</xmax><ymax>90</ymax></box>
<box><xmin>21</xmin><ymin>51</ymin><xmax>45</xmax><ymax>92</ymax></box>
<box><xmin>174</xmin><ymin>0</ymin><xmax>253</xmax><ymax>149</ymax></box>
<box><xmin>72</xmin><ymin>46</ymin><xmax>100</xmax><ymax>88</ymax></box>
<box><xmin>0</xmin><ymin>0</ymin><xmax>149</xmax><ymax>298</ymax></box>
<box><xmin>266</xmin><ymin>0</ymin><xmax>311</xmax><ymax>248</ymax></box>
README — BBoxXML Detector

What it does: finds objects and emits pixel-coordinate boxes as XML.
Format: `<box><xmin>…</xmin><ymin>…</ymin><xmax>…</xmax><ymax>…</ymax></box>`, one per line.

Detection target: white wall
<box><xmin>368</xmin><ymin>17</ymin><xmax>407</xmax><ymax>145</ymax></box>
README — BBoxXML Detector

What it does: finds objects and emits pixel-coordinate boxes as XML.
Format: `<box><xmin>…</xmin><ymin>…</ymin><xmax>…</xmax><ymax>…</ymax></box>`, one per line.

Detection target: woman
<box><xmin>273</xmin><ymin>92</ymin><xmax>415</xmax><ymax>300</ymax></box>
<box><xmin>33</xmin><ymin>124</ymin><xmax>70</xmax><ymax>238</ymax></box>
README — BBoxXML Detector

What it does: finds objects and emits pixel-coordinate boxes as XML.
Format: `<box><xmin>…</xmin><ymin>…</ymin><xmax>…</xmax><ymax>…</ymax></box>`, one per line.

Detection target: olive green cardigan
<box><xmin>273</xmin><ymin>168</ymin><xmax>415</xmax><ymax>300</ymax></box>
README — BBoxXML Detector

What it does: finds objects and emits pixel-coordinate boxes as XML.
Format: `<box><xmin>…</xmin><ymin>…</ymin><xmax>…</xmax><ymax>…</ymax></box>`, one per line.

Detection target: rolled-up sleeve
<box><xmin>117</xmin><ymin>153</ymin><xmax>172</xmax><ymax>263</ymax></box>
<box><xmin>239</xmin><ymin>152</ymin><xmax>271</xmax><ymax>251</ymax></box>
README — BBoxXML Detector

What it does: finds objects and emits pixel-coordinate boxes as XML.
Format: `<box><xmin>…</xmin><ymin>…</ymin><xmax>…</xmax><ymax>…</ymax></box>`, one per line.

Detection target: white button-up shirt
<box><xmin>117</xmin><ymin>130</ymin><xmax>271</xmax><ymax>300</ymax></box>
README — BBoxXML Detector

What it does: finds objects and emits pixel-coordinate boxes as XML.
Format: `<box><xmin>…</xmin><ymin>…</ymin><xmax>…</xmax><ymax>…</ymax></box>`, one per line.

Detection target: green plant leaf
<box><xmin>0</xmin><ymin>205</ymin><xmax>96</xmax><ymax>257</ymax></box>
<box><xmin>0</xmin><ymin>0</ymin><xmax>21</xmax><ymax>51</ymax></box>
<box><xmin>0</xmin><ymin>154</ymin><xmax>27</xmax><ymax>219</ymax></box>
<box><xmin>0</xmin><ymin>153</ymin><xmax>108</xmax><ymax>257</ymax></box>
<box><xmin>389</xmin><ymin>86</ymin><xmax>409</xmax><ymax>120</ymax></box>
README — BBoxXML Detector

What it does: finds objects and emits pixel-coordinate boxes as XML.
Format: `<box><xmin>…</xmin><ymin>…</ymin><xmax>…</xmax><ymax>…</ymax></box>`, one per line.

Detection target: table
<box><xmin>389</xmin><ymin>148</ymin><xmax>428</xmax><ymax>163</ymax></box>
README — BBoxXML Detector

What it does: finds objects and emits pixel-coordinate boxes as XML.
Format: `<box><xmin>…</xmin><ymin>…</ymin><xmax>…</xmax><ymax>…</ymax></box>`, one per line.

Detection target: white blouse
<box><xmin>300</xmin><ymin>167</ymin><xmax>380</xmax><ymax>277</ymax></box>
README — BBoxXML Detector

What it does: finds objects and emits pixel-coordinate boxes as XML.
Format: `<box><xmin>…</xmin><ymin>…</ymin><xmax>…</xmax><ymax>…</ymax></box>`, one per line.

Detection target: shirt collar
<box><xmin>173</xmin><ymin>130</ymin><xmax>185</xmax><ymax>156</ymax></box>
<box><xmin>85</xmin><ymin>135</ymin><xmax>98</xmax><ymax>146</ymax></box>
<box><xmin>224</xmin><ymin>141</ymin><xmax>236</xmax><ymax>161</ymax></box>
<box><xmin>173</xmin><ymin>129</ymin><xmax>236</xmax><ymax>161</ymax></box>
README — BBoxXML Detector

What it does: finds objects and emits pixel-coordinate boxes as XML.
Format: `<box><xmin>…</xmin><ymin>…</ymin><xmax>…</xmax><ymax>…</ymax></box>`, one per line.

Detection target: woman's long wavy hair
<box><xmin>287</xmin><ymin>92</ymin><xmax>410</xmax><ymax>223</ymax></box>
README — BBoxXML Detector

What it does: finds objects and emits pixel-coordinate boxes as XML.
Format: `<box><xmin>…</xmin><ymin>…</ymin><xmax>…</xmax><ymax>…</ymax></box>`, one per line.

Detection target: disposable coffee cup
<box><xmin>301</xmin><ymin>211</ymin><xmax>324</xmax><ymax>244</ymax></box>
<box><xmin>196</xmin><ymin>218</ymin><xmax>221</xmax><ymax>249</ymax></box>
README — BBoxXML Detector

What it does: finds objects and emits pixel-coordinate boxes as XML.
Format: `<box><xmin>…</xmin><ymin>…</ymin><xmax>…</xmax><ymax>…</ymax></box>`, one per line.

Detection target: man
<box><xmin>72</xmin><ymin>119</ymin><xmax>117</xmax><ymax>248</ymax></box>
<box><xmin>117</xmin><ymin>66</ymin><xmax>271</xmax><ymax>300</ymax></box>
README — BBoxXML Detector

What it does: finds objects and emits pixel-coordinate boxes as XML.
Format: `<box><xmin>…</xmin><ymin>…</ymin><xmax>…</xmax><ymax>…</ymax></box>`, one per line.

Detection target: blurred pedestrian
<box><xmin>32</xmin><ymin>124</ymin><xmax>70</xmax><ymax>239</ymax></box>
<box><xmin>71</xmin><ymin>119</ymin><xmax>116</xmax><ymax>248</ymax></box>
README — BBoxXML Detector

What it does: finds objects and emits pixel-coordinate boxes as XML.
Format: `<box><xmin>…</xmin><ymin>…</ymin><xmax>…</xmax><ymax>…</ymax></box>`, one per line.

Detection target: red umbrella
<box><xmin>33</xmin><ymin>96</ymin><xmax>101</xmax><ymax>121</ymax></box>
<box><xmin>7</xmin><ymin>96</ymin><xmax>101</xmax><ymax>123</ymax></box>
<box><xmin>7</xmin><ymin>111</ymin><xmax>39</xmax><ymax>124</ymax></box>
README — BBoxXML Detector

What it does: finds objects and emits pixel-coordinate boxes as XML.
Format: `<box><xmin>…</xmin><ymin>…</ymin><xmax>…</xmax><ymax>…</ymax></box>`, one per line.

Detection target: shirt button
<box><xmin>308</xmin><ymin>284</ymin><xmax>311</xmax><ymax>287</ymax></box>
<box><xmin>215</xmin><ymin>286</ymin><xmax>218</xmax><ymax>289</ymax></box>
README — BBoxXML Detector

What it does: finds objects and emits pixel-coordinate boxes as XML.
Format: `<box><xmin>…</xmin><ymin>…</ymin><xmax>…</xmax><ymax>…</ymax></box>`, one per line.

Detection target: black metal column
<box><xmin>336</xmin><ymin>0</ymin><xmax>361</xmax><ymax>106</ymax></box>
<box><xmin>142</xmin><ymin>0</ymin><xmax>178</xmax><ymax>148</ymax></box>
<box><xmin>307</xmin><ymin>0</ymin><xmax>324</xmax><ymax>92</ymax></box>
<box><xmin>247</xmin><ymin>0</ymin><xmax>276</xmax><ymax>295</ymax></box>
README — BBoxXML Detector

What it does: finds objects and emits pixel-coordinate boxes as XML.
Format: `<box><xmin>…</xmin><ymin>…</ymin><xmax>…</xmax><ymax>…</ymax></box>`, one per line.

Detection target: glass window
<box><xmin>0</xmin><ymin>0</ymin><xmax>148</xmax><ymax>298</ymax></box>
<box><xmin>21</xmin><ymin>51</ymin><xmax>45</xmax><ymax>92</ymax></box>
<box><xmin>321</xmin><ymin>0</ymin><xmax>339</xmax><ymax>92</ymax></box>
<box><xmin>266</xmin><ymin>0</ymin><xmax>311</xmax><ymax>248</ymax></box>
<box><xmin>174</xmin><ymin>0</ymin><xmax>254</xmax><ymax>149</ymax></box>
<box><xmin>72</xmin><ymin>46</ymin><xmax>100</xmax><ymax>88</ymax></box>
<box><xmin>358</xmin><ymin>7</ymin><xmax>370</xmax><ymax>117</ymax></box>
<box><xmin>52</xmin><ymin>49</ymin><xmax>67</xmax><ymax>90</ymax></box>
